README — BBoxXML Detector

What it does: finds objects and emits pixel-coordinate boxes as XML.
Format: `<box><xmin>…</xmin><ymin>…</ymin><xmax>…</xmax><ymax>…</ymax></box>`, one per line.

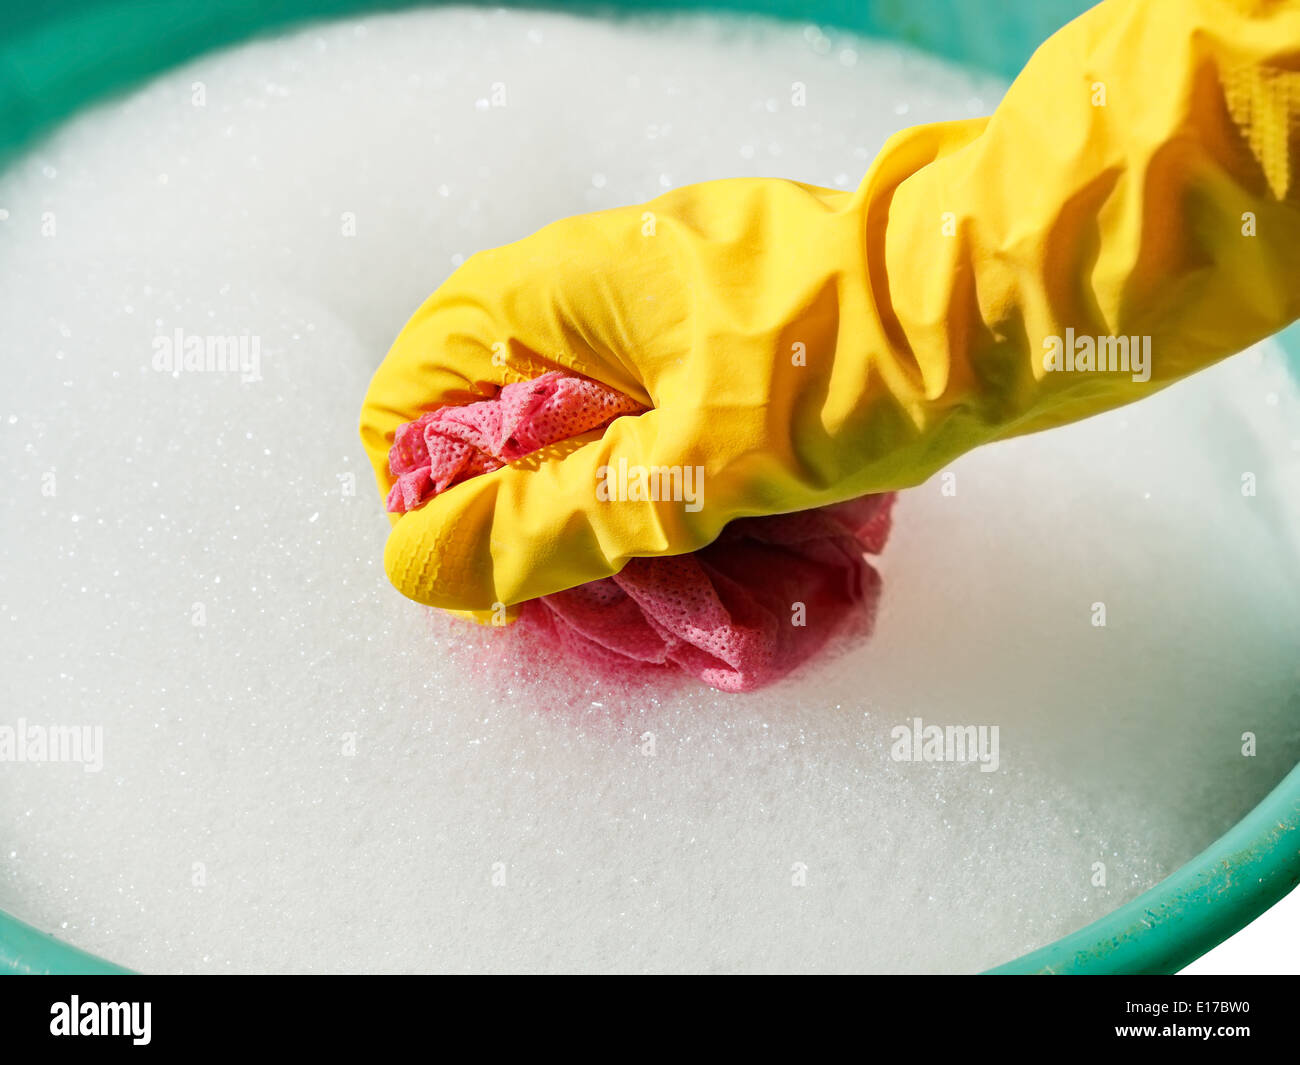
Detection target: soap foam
<box><xmin>1</xmin><ymin>8</ymin><xmax>1298</xmax><ymax>973</ymax></box>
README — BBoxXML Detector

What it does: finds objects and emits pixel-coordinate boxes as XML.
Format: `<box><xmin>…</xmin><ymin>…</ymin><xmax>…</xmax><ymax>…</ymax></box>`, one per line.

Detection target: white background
<box><xmin>1181</xmin><ymin>885</ymin><xmax>1300</xmax><ymax>974</ymax></box>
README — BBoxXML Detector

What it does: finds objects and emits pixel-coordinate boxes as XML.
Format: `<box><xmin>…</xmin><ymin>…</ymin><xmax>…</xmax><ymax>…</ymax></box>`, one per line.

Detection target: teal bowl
<box><xmin>1</xmin><ymin>0</ymin><xmax>1296</xmax><ymax>975</ymax></box>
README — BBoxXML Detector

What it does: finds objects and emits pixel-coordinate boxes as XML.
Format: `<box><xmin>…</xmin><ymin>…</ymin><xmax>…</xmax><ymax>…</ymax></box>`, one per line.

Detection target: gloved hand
<box><xmin>361</xmin><ymin>0</ymin><xmax>1300</xmax><ymax>613</ymax></box>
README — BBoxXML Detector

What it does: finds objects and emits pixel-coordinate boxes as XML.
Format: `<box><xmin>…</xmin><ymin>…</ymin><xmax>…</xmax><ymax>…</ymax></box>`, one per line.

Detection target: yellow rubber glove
<box><xmin>361</xmin><ymin>0</ymin><xmax>1300</xmax><ymax>614</ymax></box>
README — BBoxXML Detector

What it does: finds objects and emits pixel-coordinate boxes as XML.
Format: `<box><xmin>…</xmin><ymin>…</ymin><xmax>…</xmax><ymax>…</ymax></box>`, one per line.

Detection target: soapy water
<box><xmin>1</xmin><ymin>8</ymin><xmax>1298</xmax><ymax>973</ymax></box>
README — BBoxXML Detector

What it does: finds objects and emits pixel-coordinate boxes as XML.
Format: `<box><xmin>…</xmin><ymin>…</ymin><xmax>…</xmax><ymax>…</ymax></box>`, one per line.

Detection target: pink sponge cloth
<box><xmin>387</xmin><ymin>371</ymin><xmax>895</xmax><ymax>693</ymax></box>
<box><xmin>387</xmin><ymin>372</ymin><xmax>644</xmax><ymax>513</ymax></box>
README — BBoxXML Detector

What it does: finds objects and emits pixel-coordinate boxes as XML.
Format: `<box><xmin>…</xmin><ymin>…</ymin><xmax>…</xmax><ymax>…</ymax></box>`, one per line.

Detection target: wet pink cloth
<box><xmin>387</xmin><ymin>371</ymin><xmax>895</xmax><ymax>693</ymax></box>
<box><xmin>387</xmin><ymin>372</ymin><xmax>643</xmax><ymax>514</ymax></box>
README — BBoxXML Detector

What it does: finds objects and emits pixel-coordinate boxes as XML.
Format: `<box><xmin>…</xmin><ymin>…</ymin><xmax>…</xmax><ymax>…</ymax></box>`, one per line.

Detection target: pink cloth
<box><xmin>387</xmin><ymin>371</ymin><xmax>895</xmax><ymax>693</ymax></box>
<box><xmin>387</xmin><ymin>372</ymin><xmax>643</xmax><ymax>514</ymax></box>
